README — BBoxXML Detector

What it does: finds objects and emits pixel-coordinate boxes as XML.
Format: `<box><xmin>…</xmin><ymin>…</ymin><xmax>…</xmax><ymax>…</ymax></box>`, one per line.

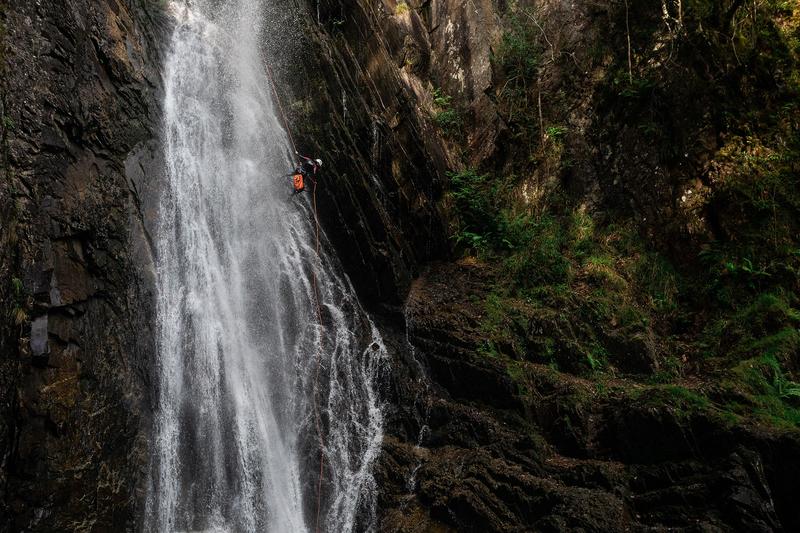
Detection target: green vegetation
<box><xmin>722</xmin><ymin>354</ymin><xmax>800</xmax><ymax>428</ymax></box>
<box><xmin>447</xmin><ymin>168</ymin><xmax>513</xmax><ymax>253</ymax></box>
<box><xmin>8</xmin><ymin>277</ymin><xmax>27</xmax><ymax>327</ymax></box>
<box><xmin>432</xmin><ymin>88</ymin><xmax>462</xmax><ymax>137</ymax></box>
<box><xmin>493</xmin><ymin>9</ymin><xmax>542</xmax><ymax>152</ymax></box>
<box><xmin>495</xmin><ymin>14</ymin><xmax>539</xmax><ymax>81</ymax></box>
<box><xmin>445</xmin><ymin>0</ymin><xmax>800</xmax><ymax>429</ymax></box>
<box><xmin>635</xmin><ymin>385</ymin><xmax>711</xmax><ymax>417</ymax></box>
<box><xmin>448</xmin><ymin>146</ymin><xmax>800</xmax><ymax>422</ymax></box>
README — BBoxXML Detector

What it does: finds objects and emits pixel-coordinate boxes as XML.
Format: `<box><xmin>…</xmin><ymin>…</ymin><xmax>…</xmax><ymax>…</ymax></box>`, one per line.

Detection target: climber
<box><xmin>291</xmin><ymin>152</ymin><xmax>323</xmax><ymax>195</ymax></box>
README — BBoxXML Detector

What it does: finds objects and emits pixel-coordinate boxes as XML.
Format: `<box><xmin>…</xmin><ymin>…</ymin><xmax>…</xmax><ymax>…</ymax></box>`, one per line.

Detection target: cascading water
<box><xmin>146</xmin><ymin>2</ymin><xmax>386</xmax><ymax>531</ymax></box>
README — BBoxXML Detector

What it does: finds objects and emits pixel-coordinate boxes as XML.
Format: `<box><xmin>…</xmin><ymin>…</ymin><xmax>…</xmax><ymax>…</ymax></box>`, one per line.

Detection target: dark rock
<box><xmin>0</xmin><ymin>0</ymin><xmax>169</xmax><ymax>529</ymax></box>
<box><xmin>2</xmin><ymin>0</ymin><xmax>799</xmax><ymax>531</ymax></box>
<box><xmin>265</xmin><ymin>0</ymin><xmax>454</xmax><ymax>308</ymax></box>
<box><xmin>376</xmin><ymin>260</ymin><xmax>800</xmax><ymax>531</ymax></box>
<box><xmin>29</xmin><ymin>316</ymin><xmax>50</xmax><ymax>364</ymax></box>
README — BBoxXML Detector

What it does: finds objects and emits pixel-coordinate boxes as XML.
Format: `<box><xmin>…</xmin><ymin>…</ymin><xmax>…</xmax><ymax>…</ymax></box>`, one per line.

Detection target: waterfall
<box><xmin>145</xmin><ymin>2</ymin><xmax>386</xmax><ymax>531</ymax></box>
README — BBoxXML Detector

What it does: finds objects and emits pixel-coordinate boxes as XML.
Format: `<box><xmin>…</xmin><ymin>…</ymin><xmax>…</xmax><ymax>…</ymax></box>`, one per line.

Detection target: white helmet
<box><xmin>315</xmin><ymin>159</ymin><xmax>323</xmax><ymax>168</ymax></box>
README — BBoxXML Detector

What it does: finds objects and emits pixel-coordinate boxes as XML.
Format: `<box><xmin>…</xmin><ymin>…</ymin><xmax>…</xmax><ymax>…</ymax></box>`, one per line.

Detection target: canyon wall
<box><xmin>0</xmin><ymin>1</ymin><xmax>168</xmax><ymax>529</ymax></box>
<box><xmin>1</xmin><ymin>0</ymin><xmax>798</xmax><ymax>531</ymax></box>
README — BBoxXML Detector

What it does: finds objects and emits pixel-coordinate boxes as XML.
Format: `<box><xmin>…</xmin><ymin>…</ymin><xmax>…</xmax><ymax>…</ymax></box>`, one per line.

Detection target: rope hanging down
<box><xmin>264</xmin><ymin>60</ymin><xmax>298</xmax><ymax>155</ymax></box>
<box><xmin>263</xmin><ymin>56</ymin><xmax>326</xmax><ymax>533</ymax></box>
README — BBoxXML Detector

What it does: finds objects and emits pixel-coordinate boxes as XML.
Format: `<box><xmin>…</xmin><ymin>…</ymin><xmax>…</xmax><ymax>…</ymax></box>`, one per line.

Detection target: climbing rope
<box><xmin>311</xmin><ymin>178</ymin><xmax>324</xmax><ymax>533</ymax></box>
<box><xmin>263</xmin><ymin>56</ymin><xmax>326</xmax><ymax>533</ymax></box>
<box><xmin>264</xmin><ymin>59</ymin><xmax>298</xmax><ymax>155</ymax></box>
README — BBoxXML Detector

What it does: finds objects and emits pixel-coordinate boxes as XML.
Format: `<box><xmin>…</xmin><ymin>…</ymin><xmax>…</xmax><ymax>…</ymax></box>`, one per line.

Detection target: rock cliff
<box><xmin>0</xmin><ymin>1</ymin><xmax>168</xmax><ymax>529</ymax></box>
<box><xmin>1</xmin><ymin>0</ymin><xmax>799</xmax><ymax>531</ymax></box>
<box><xmin>287</xmin><ymin>0</ymin><xmax>800</xmax><ymax>531</ymax></box>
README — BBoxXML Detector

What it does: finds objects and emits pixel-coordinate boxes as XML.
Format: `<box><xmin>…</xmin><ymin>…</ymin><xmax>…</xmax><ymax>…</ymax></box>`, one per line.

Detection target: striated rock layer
<box><xmin>287</xmin><ymin>0</ymin><xmax>800</xmax><ymax>531</ymax></box>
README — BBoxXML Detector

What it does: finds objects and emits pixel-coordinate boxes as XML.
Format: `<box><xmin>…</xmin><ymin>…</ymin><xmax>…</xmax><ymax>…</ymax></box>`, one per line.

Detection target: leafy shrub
<box><xmin>545</xmin><ymin>125</ymin><xmax>568</xmax><ymax>140</ymax></box>
<box><xmin>493</xmin><ymin>12</ymin><xmax>542</xmax><ymax>148</ymax></box>
<box><xmin>724</xmin><ymin>353</ymin><xmax>800</xmax><ymax>427</ymax></box>
<box><xmin>495</xmin><ymin>16</ymin><xmax>539</xmax><ymax>81</ymax></box>
<box><xmin>432</xmin><ymin>88</ymin><xmax>462</xmax><ymax>136</ymax></box>
<box><xmin>505</xmin><ymin>215</ymin><xmax>570</xmax><ymax>287</ymax></box>
<box><xmin>448</xmin><ymin>169</ymin><xmax>497</xmax><ymax>252</ymax></box>
<box><xmin>432</xmin><ymin>88</ymin><xmax>451</xmax><ymax>108</ymax></box>
<box><xmin>434</xmin><ymin>109</ymin><xmax>462</xmax><ymax>134</ymax></box>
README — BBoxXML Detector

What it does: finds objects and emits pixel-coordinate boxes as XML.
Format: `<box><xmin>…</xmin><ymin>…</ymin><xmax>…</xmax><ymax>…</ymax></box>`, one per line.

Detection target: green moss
<box><xmin>506</xmin><ymin>360</ymin><xmax>557</xmax><ymax>401</ymax></box>
<box><xmin>722</xmin><ymin>354</ymin><xmax>800</xmax><ymax>427</ymax></box>
<box><xmin>505</xmin><ymin>214</ymin><xmax>571</xmax><ymax>287</ymax></box>
<box><xmin>701</xmin><ymin>290</ymin><xmax>800</xmax><ymax>362</ymax></box>
<box><xmin>634</xmin><ymin>385</ymin><xmax>712</xmax><ymax>419</ymax></box>
<box><xmin>742</xmin><ymin>327</ymin><xmax>800</xmax><ymax>358</ymax></box>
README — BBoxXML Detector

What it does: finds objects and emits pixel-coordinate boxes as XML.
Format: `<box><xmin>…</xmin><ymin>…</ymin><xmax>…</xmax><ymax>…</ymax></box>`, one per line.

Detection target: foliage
<box><xmin>722</xmin><ymin>353</ymin><xmax>800</xmax><ymax>427</ymax></box>
<box><xmin>503</xmin><ymin>214</ymin><xmax>570</xmax><ymax>287</ymax></box>
<box><xmin>492</xmin><ymin>9</ymin><xmax>544</xmax><ymax>155</ymax></box>
<box><xmin>545</xmin><ymin>125</ymin><xmax>567</xmax><ymax>140</ymax></box>
<box><xmin>612</xmin><ymin>73</ymin><xmax>656</xmax><ymax>100</ymax></box>
<box><xmin>432</xmin><ymin>88</ymin><xmax>463</xmax><ymax>136</ymax></box>
<box><xmin>702</xmin><ymin>129</ymin><xmax>800</xmax><ymax>302</ymax></box>
<box><xmin>446</xmin><ymin>0</ymin><xmax>800</xmax><ymax>430</ymax></box>
<box><xmin>434</xmin><ymin>109</ymin><xmax>463</xmax><ymax>134</ymax></box>
<box><xmin>635</xmin><ymin>385</ymin><xmax>712</xmax><ymax>417</ymax></box>
<box><xmin>447</xmin><ymin>169</ymin><xmax>497</xmax><ymax>252</ymax></box>
<box><xmin>495</xmin><ymin>15</ymin><xmax>540</xmax><ymax>81</ymax></box>
<box><xmin>8</xmin><ymin>277</ymin><xmax>27</xmax><ymax>326</ymax></box>
<box><xmin>699</xmin><ymin>289</ymin><xmax>800</xmax><ymax>360</ymax></box>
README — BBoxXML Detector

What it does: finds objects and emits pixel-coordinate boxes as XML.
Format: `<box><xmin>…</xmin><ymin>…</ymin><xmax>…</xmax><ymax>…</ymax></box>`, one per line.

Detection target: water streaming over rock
<box><xmin>145</xmin><ymin>2</ymin><xmax>386</xmax><ymax>531</ymax></box>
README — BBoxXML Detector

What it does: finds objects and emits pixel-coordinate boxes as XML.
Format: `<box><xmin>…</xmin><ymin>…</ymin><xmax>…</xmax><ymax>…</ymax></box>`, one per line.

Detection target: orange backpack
<box><xmin>293</xmin><ymin>173</ymin><xmax>304</xmax><ymax>192</ymax></box>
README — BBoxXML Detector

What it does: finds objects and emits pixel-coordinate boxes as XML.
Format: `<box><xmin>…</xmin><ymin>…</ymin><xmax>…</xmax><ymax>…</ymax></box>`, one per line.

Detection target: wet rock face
<box><xmin>265</xmin><ymin>0</ymin><xmax>513</xmax><ymax>309</ymax></box>
<box><xmin>264</xmin><ymin>0</ymin><xmax>482</xmax><ymax>310</ymax></box>
<box><xmin>373</xmin><ymin>261</ymin><xmax>800</xmax><ymax>532</ymax></box>
<box><xmin>0</xmin><ymin>0</ymin><xmax>169</xmax><ymax>529</ymax></box>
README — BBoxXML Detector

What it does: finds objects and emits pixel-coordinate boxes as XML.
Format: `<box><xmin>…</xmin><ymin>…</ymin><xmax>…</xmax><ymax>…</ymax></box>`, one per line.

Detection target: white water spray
<box><xmin>146</xmin><ymin>2</ymin><xmax>386</xmax><ymax>531</ymax></box>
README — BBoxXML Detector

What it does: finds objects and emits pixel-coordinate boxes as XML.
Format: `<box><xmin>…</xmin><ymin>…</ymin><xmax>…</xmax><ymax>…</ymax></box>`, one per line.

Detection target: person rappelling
<box><xmin>291</xmin><ymin>151</ymin><xmax>323</xmax><ymax>195</ymax></box>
